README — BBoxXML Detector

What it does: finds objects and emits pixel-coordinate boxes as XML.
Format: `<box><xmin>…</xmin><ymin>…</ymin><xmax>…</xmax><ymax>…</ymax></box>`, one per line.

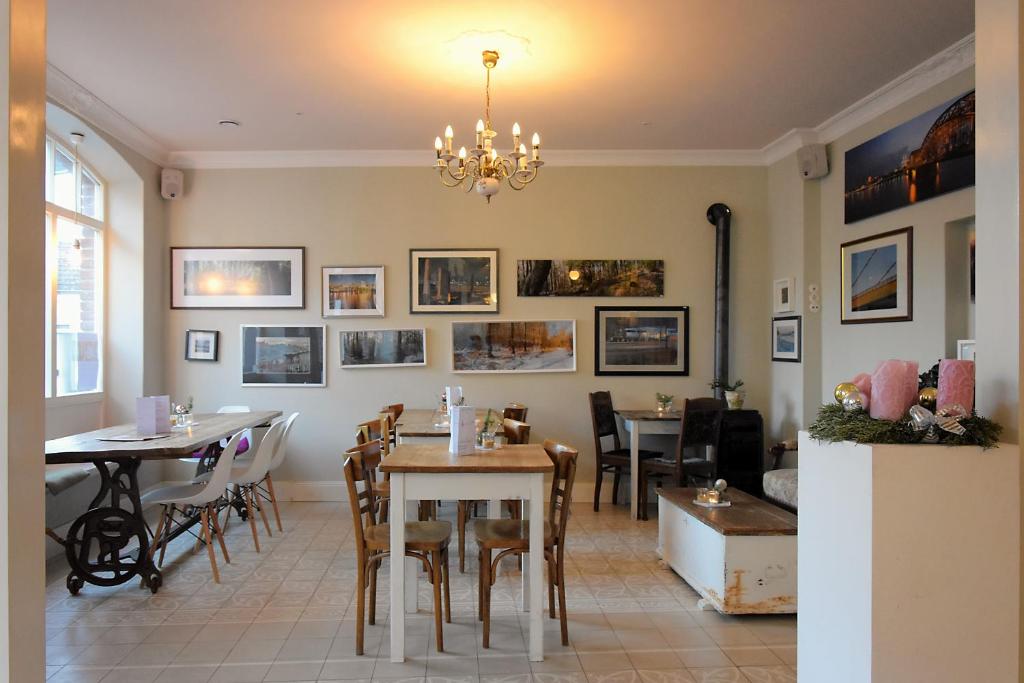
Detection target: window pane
<box><xmin>55</xmin><ymin>217</ymin><xmax>101</xmax><ymax>395</ymax></box>
<box><xmin>44</xmin><ymin>213</ymin><xmax>53</xmax><ymax>397</ymax></box>
<box><xmin>51</xmin><ymin>147</ymin><xmax>76</xmax><ymax>211</ymax></box>
<box><xmin>80</xmin><ymin>167</ymin><xmax>102</xmax><ymax>220</ymax></box>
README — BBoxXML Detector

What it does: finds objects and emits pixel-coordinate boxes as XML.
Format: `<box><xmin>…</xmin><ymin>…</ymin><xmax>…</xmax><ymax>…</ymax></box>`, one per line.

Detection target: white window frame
<box><xmin>45</xmin><ymin>133</ymin><xmax>106</xmax><ymax>404</ymax></box>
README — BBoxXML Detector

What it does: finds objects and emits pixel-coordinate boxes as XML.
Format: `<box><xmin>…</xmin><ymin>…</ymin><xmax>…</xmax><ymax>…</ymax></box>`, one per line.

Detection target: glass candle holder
<box><xmin>480</xmin><ymin>431</ymin><xmax>496</xmax><ymax>449</ymax></box>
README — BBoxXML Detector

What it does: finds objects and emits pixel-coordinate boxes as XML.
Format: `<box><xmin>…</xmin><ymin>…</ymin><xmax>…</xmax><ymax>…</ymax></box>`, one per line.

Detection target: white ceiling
<box><xmin>46</xmin><ymin>0</ymin><xmax>974</xmax><ymax>155</ymax></box>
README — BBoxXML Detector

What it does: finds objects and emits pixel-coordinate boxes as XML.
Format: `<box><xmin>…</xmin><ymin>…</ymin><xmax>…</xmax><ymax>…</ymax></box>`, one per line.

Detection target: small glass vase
<box><xmin>479</xmin><ymin>430</ymin><xmax>496</xmax><ymax>449</ymax></box>
<box><xmin>656</xmin><ymin>399</ymin><xmax>673</xmax><ymax>413</ymax></box>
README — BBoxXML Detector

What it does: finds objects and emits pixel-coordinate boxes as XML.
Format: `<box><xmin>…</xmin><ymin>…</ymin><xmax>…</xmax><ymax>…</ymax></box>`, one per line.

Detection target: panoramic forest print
<box><xmin>517</xmin><ymin>259</ymin><xmax>664</xmax><ymax>297</ymax></box>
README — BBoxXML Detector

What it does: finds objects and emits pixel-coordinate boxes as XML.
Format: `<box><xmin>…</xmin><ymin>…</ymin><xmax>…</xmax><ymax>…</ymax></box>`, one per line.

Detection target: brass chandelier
<box><xmin>434</xmin><ymin>49</ymin><xmax>543</xmax><ymax>203</ymax></box>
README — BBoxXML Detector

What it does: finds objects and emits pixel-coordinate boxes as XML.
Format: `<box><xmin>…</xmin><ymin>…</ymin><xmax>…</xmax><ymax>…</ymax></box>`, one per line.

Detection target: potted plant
<box><xmin>709</xmin><ymin>379</ymin><xmax>745</xmax><ymax>409</ymax></box>
<box><xmin>655</xmin><ymin>393</ymin><xmax>674</xmax><ymax>412</ymax></box>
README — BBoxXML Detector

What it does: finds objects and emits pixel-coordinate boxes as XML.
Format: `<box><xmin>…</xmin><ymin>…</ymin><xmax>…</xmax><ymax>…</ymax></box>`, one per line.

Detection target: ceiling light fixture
<box><xmin>434</xmin><ymin>50</ymin><xmax>543</xmax><ymax>203</ymax></box>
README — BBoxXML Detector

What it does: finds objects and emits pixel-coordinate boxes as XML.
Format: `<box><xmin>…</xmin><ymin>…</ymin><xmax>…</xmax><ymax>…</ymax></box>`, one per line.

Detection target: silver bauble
<box><xmin>713</xmin><ymin>479</ymin><xmax>728</xmax><ymax>493</ymax></box>
<box><xmin>842</xmin><ymin>390</ymin><xmax>865</xmax><ymax>412</ymax></box>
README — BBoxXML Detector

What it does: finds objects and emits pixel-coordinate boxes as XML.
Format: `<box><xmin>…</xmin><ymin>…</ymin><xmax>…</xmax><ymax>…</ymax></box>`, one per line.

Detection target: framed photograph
<box><xmin>241</xmin><ymin>325</ymin><xmax>326</xmax><ymax>387</ymax></box>
<box><xmin>339</xmin><ymin>329</ymin><xmax>426</xmax><ymax>368</ymax></box>
<box><xmin>845</xmin><ymin>90</ymin><xmax>974</xmax><ymax>224</ymax></box>
<box><xmin>594</xmin><ymin>306</ymin><xmax>689</xmax><ymax>376</ymax></box>
<box><xmin>771</xmin><ymin>316</ymin><xmax>802</xmax><ymax>363</ymax></box>
<box><xmin>773</xmin><ymin>277</ymin><xmax>795</xmax><ymax>313</ymax></box>
<box><xmin>957</xmin><ymin>339</ymin><xmax>976</xmax><ymax>362</ymax></box>
<box><xmin>841</xmin><ymin>226</ymin><xmax>913</xmax><ymax>324</ymax></box>
<box><xmin>184</xmin><ymin>329</ymin><xmax>219</xmax><ymax>361</ymax></box>
<box><xmin>517</xmin><ymin>259</ymin><xmax>664</xmax><ymax>296</ymax></box>
<box><xmin>322</xmin><ymin>266</ymin><xmax>384</xmax><ymax>317</ymax></box>
<box><xmin>452</xmin><ymin>320</ymin><xmax>576</xmax><ymax>373</ymax></box>
<box><xmin>171</xmin><ymin>247</ymin><xmax>304</xmax><ymax>309</ymax></box>
<box><xmin>410</xmin><ymin>249</ymin><xmax>498</xmax><ymax>314</ymax></box>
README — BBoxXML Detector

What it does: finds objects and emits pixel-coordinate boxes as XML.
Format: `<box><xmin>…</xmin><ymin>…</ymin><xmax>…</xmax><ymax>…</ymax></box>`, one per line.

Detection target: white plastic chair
<box><xmin>196</xmin><ymin>418</ymin><xmax>286</xmax><ymax>552</ymax></box>
<box><xmin>178</xmin><ymin>405</ymin><xmax>252</xmax><ymax>465</ymax></box>
<box><xmin>255</xmin><ymin>412</ymin><xmax>299</xmax><ymax>532</ymax></box>
<box><xmin>144</xmin><ymin>430</ymin><xmax>245</xmax><ymax>583</ymax></box>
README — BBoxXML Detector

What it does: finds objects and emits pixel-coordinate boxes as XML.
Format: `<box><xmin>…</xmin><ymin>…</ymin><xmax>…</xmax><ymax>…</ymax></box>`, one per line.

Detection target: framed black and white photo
<box><xmin>452</xmin><ymin>320</ymin><xmax>576</xmax><ymax>373</ymax></box>
<box><xmin>773</xmin><ymin>277</ymin><xmax>795</xmax><ymax>313</ymax></box>
<box><xmin>771</xmin><ymin>316</ymin><xmax>802</xmax><ymax>362</ymax></box>
<box><xmin>241</xmin><ymin>325</ymin><xmax>325</xmax><ymax>387</ymax></box>
<box><xmin>184</xmin><ymin>329</ymin><xmax>219</xmax><ymax>361</ymax></box>
<box><xmin>322</xmin><ymin>266</ymin><xmax>384</xmax><ymax>317</ymax></box>
<box><xmin>594</xmin><ymin>306</ymin><xmax>689</xmax><ymax>376</ymax></box>
<box><xmin>841</xmin><ymin>226</ymin><xmax>913</xmax><ymax>324</ymax></box>
<box><xmin>171</xmin><ymin>247</ymin><xmax>305</xmax><ymax>309</ymax></box>
<box><xmin>339</xmin><ymin>329</ymin><xmax>426</xmax><ymax>368</ymax></box>
<box><xmin>410</xmin><ymin>249</ymin><xmax>498</xmax><ymax>314</ymax></box>
<box><xmin>957</xmin><ymin>339</ymin><xmax>976</xmax><ymax>361</ymax></box>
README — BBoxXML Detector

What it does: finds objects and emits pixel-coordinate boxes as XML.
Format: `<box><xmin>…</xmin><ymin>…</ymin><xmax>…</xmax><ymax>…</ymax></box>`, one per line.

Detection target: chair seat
<box><xmin>193</xmin><ymin>464</ymin><xmax>262</xmax><ymax>486</ymax></box>
<box><xmin>600</xmin><ymin>448</ymin><xmax>661</xmax><ymax>467</ymax></box>
<box><xmin>364</xmin><ymin>520</ymin><xmax>452</xmax><ymax>550</ymax></box>
<box><xmin>141</xmin><ymin>482</ymin><xmax>210</xmax><ymax>506</ymax></box>
<box><xmin>372</xmin><ymin>480</ymin><xmax>390</xmax><ymax>496</ymax></box>
<box><xmin>473</xmin><ymin>519</ymin><xmax>555</xmax><ymax>550</ymax></box>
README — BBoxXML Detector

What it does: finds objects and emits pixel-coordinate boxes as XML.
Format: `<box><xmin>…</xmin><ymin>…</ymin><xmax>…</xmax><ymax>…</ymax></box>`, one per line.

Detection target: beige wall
<box><xmin>164</xmin><ymin>166</ymin><xmax>771</xmax><ymax>498</ymax></box>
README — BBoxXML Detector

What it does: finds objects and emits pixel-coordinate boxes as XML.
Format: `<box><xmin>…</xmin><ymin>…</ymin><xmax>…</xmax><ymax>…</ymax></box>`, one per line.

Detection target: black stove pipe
<box><xmin>706</xmin><ymin>203</ymin><xmax>732</xmax><ymax>400</ymax></box>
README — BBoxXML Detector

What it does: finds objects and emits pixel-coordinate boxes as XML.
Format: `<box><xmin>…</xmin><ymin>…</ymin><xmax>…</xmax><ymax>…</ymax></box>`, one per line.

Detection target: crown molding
<box><xmin>760</xmin><ymin>32</ymin><xmax>975</xmax><ymax>164</ymax></box>
<box><xmin>46</xmin><ymin>63</ymin><xmax>169</xmax><ymax>166</ymax></box>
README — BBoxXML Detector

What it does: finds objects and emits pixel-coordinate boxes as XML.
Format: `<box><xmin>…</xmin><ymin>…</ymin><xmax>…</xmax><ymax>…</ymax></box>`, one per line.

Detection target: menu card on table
<box><xmin>446</xmin><ymin>385</ymin><xmax>463</xmax><ymax>409</ymax></box>
<box><xmin>136</xmin><ymin>395</ymin><xmax>171</xmax><ymax>436</ymax></box>
<box><xmin>449</xmin><ymin>405</ymin><xmax>476</xmax><ymax>455</ymax></box>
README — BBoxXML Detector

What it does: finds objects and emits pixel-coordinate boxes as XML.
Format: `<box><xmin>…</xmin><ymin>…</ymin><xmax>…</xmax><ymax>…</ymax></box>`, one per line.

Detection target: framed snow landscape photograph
<box><xmin>451</xmin><ymin>320</ymin><xmax>576</xmax><ymax>373</ymax></box>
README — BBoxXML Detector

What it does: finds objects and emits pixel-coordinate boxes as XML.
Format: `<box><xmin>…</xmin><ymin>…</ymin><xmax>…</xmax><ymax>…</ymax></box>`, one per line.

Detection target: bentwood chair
<box><xmin>355</xmin><ymin>415</ymin><xmax>390</xmax><ymax>455</ymax></box>
<box><xmin>637</xmin><ymin>397</ymin><xmax>725</xmax><ymax>519</ymax></box>
<box><xmin>502</xmin><ymin>403</ymin><xmax>528</xmax><ymax>422</ymax></box>
<box><xmin>588</xmin><ymin>391</ymin><xmax>660</xmax><ymax>511</ymax></box>
<box><xmin>144</xmin><ymin>431</ymin><xmax>245</xmax><ymax>583</ymax></box>
<box><xmin>475</xmin><ymin>439</ymin><xmax>579</xmax><ymax>647</ymax></box>
<box><xmin>343</xmin><ymin>454</ymin><xmax>452</xmax><ymax>655</ymax></box>
<box><xmin>455</xmin><ymin>419</ymin><xmax>532</xmax><ymax>572</ymax></box>
<box><xmin>381</xmin><ymin>403</ymin><xmax>404</xmax><ymax>445</ymax></box>
<box><xmin>346</xmin><ymin>440</ymin><xmax>390</xmax><ymax>520</ymax></box>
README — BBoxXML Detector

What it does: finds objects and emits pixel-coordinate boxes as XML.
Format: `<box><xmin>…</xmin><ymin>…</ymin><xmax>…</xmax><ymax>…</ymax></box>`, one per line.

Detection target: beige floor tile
<box><xmin>530</xmin><ymin>654</ymin><xmax>583</xmax><ymax>673</ymax></box>
<box><xmin>48</xmin><ymin>667</ymin><xmax>111</xmax><ymax>683</ymax></box>
<box><xmin>477</xmin><ymin>655</ymin><xmax>531</xmax><ymax>675</ymax></box>
<box><xmin>578</xmin><ymin>653</ymin><xmax>633</xmax><ymax>672</ymax></box>
<box><xmin>153</xmin><ymin>665</ymin><xmax>218</xmax><ymax>683</ymax></box>
<box><xmin>614</xmin><ymin>630</ymin><xmax>668</xmax><ymax>651</ymax></box>
<box><xmin>120</xmin><ymin>642</ymin><xmax>189</xmax><ymax>667</ymax></box>
<box><xmin>263</xmin><ymin>659</ymin><xmax>326</xmax><ymax>681</ymax></box>
<box><xmin>720</xmin><ymin>647</ymin><xmax>782</xmax><ymax>668</ymax></box>
<box><xmin>766</xmin><ymin>647</ymin><xmax>795</xmax><ymax>667</ymax></box>
<box><xmin>635</xmin><ymin>670</ymin><xmax>695</xmax><ymax>683</ymax></box>
<box><xmin>624</xmin><ymin>650</ymin><xmax>683</xmax><ymax>671</ymax></box>
<box><xmin>674</xmin><ymin>648</ymin><xmax>732</xmax><ymax>669</ymax></box>
<box><xmin>98</xmin><ymin>667</ymin><xmax>163</xmax><ymax>683</ymax></box>
<box><xmin>208</xmin><ymin>662</ymin><xmax>272</xmax><ymax>682</ymax></box>
<box><xmin>585</xmin><ymin>671</ymin><xmax>640</xmax><ymax>683</ymax></box>
<box><xmin>686</xmin><ymin>668</ymin><xmax>748</xmax><ymax>683</ymax></box>
<box><xmin>700</xmin><ymin>627</ymin><xmax>761</xmax><ymax>647</ymax></box>
<box><xmin>737</xmin><ymin>666</ymin><xmax>795</xmax><ymax>683</ymax></box>
<box><xmin>317</xmin><ymin>657</ymin><xmax>377</xmax><ymax>679</ymax></box>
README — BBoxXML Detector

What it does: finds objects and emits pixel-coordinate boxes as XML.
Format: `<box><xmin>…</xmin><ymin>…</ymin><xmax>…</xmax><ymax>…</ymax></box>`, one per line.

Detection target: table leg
<box><xmin>405</xmin><ymin>499</ymin><xmax>418</xmax><ymax>614</ymax></box>
<box><xmin>629</xmin><ymin>421</ymin><xmax>640</xmax><ymax>520</ymax></box>
<box><xmin>528</xmin><ymin>474</ymin><xmax>544</xmax><ymax>661</ymax></box>
<box><xmin>389</xmin><ymin>473</ymin><xmax>406</xmax><ymax>662</ymax></box>
<box><xmin>521</xmin><ymin>495</ymin><xmax>529</xmax><ymax>612</ymax></box>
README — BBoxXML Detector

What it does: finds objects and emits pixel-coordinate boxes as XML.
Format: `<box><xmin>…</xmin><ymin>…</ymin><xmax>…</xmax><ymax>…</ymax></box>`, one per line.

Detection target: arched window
<box><xmin>44</xmin><ymin>134</ymin><xmax>104</xmax><ymax>398</ymax></box>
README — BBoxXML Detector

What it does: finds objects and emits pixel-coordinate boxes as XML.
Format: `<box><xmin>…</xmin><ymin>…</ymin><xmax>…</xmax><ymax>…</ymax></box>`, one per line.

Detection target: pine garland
<box><xmin>808</xmin><ymin>403</ymin><xmax>1002</xmax><ymax>448</ymax></box>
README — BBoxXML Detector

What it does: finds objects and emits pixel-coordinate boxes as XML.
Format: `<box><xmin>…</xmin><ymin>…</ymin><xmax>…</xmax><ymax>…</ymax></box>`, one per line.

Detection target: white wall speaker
<box><xmin>796</xmin><ymin>144</ymin><xmax>829</xmax><ymax>180</ymax></box>
<box><xmin>161</xmin><ymin>168</ymin><xmax>184</xmax><ymax>199</ymax></box>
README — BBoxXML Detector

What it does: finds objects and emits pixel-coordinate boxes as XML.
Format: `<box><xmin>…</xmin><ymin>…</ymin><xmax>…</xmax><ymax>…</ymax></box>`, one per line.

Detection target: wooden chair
<box><xmin>346</xmin><ymin>440</ymin><xmax>390</xmax><ymax>520</ymax></box>
<box><xmin>638</xmin><ymin>397</ymin><xmax>725</xmax><ymax>520</ymax></box>
<box><xmin>588</xmin><ymin>391</ymin><xmax>660</xmax><ymax>511</ymax></box>
<box><xmin>474</xmin><ymin>439</ymin><xmax>578</xmax><ymax>647</ymax></box>
<box><xmin>343</xmin><ymin>454</ymin><xmax>452</xmax><ymax>655</ymax></box>
<box><xmin>455</xmin><ymin>419</ymin><xmax>532</xmax><ymax>572</ymax></box>
<box><xmin>355</xmin><ymin>415</ymin><xmax>389</xmax><ymax>455</ymax></box>
<box><xmin>502</xmin><ymin>403</ymin><xmax>528</xmax><ymax>422</ymax></box>
<box><xmin>381</xmin><ymin>404</ymin><xmax>404</xmax><ymax>445</ymax></box>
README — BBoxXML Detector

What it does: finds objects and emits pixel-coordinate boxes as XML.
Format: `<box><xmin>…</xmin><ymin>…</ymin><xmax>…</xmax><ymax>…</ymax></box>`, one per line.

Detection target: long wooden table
<box><xmin>395</xmin><ymin>408</ymin><xmax>504</xmax><ymax>443</ymax></box>
<box><xmin>381</xmin><ymin>443</ymin><xmax>553</xmax><ymax>662</ymax></box>
<box><xmin>45</xmin><ymin>410</ymin><xmax>281</xmax><ymax>594</ymax></box>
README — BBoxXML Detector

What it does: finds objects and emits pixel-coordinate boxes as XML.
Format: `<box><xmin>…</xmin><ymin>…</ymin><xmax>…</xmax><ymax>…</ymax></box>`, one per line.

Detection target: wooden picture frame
<box><xmin>410</xmin><ymin>249</ymin><xmax>498</xmax><ymax>314</ymax></box>
<box><xmin>171</xmin><ymin>247</ymin><xmax>305</xmax><ymax>309</ymax></box>
<box><xmin>841</xmin><ymin>227</ymin><xmax>913</xmax><ymax>324</ymax></box>
<box><xmin>771</xmin><ymin>316</ymin><xmax>802</xmax><ymax>363</ymax></box>
<box><xmin>321</xmin><ymin>266</ymin><xmax>384</xmax><ymax>318</ymax></box>
<box><xmin>184</xmin><ymin>329</ymin><xmax>219</xmax><ymax>362</ymax></box>
<box><xmin>594</xmin><ymin>306</ymin><xmax>690</xmax><ymax>376</ymax></box>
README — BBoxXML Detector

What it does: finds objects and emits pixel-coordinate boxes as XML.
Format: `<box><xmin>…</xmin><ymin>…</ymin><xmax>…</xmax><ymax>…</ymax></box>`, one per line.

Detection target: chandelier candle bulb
<box><xmin>532</xmin><ymin>132</ymin><xmax>540</xmax><ymax>160</ymax></box>
<box><xmin>458</xmin><ymin>146</ymin><xmax>467</xmax><ymax>168</ymax></box>
<box><xmin>513</xmin><ymin>122</ymin><xmax>521</xmax><ymax>150</ymax></box>
<box><xmin>444</xmin><ymin>125</ymin><xmax>454</xmax><ymax>155</ymax></box>
<box><xmin>518</xmin><ymin>144</ymin><xmax>528</xmax><ymax>170</ymax></box>
<box><xmin>434</xmin><ymin>136</ymin><xmax>442</xmax><ymax>158</ymax></box>
<box><xmin>476</xmin><ymin>119</ymin><xmax>484</xmax><ymax>149</ymax></box>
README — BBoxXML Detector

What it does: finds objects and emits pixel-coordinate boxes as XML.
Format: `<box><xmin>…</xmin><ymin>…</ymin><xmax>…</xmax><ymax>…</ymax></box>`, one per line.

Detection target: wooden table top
<box><xmin>381</xmin><ymin>443</ymin><xmax>554</xmax><ymax>474</ymax></box>
<box><xmin>616</xmin><ymin>409</ymin><xmax>682</xmax><ymax>421</ymax></box>
<box><xmin>658</xmin><ymin>487</ymin><xmax>797</xmax><ymax>536</ymax></box>
<box><xmin>45</xmin><ymin>410</ymin><xmax>282</xmax><ymax>464</ymax></box>
<box><xmin>396</xmin><ymin>408</ymin><xmax>504</xmax><ymax>437</ymax></box>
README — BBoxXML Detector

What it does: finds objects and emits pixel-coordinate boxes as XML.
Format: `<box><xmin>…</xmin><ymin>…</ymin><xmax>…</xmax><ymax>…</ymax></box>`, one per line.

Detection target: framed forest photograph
<box><xmin>410</xmin><ymin>249</ymin><xmax>498</xmax><ymax>314</ymax></box>
<box><xmin>171</xmin><ymin>247</ymin><xmax>305</xmax><ymax>309</ymax></box>
<box><xmin>517</xmin><ymin>259</ymin><xmax>664</xmax><ymax>297</ymax></box>
<box><xmin>339</xmin><ymin>329</ymin><xmax>426</xmax><ymax>368</ymax></box>
<box><xmin>451</xmin><ymin>320</ymin><xmax>576</xmax><ymax>373</ymax></box>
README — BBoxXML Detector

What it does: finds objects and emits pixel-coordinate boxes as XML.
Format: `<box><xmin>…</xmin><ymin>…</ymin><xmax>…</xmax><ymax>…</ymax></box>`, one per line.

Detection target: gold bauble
<box><xmin>918</xmin><ymin>386</ymin><xmax>938</xmax><ymax>412</ymax></box>
<box><xmin>834</xmin><ymin>382</ymin><xmax>858</xmax><ymax>404</ymax></box>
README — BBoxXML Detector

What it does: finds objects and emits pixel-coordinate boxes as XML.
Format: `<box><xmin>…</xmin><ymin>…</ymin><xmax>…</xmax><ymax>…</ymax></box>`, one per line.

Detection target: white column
<box><xmin>0</xmin><ymin>1</ymin><xmax>46</xmax><ymax>679</ymax></box>
<box><xmin>388</xmin><ymin>473</ymin><xmax>406</xmax><ymax>662</ymax></box>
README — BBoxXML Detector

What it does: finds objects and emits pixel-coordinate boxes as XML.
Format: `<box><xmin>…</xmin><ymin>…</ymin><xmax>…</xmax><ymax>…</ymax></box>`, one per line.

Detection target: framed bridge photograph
<box><xmin>594</xmin><ymin>306</ymin><xmax>689</xmax><ymax>376</ymax></box>
<box><xmin>841</xmin><ymin>227</ymin><xmax>913</xmax><ymax>324</ymax></box>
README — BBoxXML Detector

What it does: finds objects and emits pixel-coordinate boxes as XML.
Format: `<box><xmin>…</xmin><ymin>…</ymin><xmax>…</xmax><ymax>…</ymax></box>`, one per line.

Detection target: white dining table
<box><xmin>616</xmin><ymin>409</ymin><xmax>683</xmax><ymax>520</ymax></box>
<box><xmin>380</xmin><ymin>443</ymin><xmax>553</xmax><ymax>663</ymax></box>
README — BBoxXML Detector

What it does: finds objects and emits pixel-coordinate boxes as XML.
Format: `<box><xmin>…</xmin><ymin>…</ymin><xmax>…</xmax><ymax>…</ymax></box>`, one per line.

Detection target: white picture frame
<box><xmin>339</xmin><ymin>328</ymin><xmax>426</xmax><ymax>368</ymax></box>
<box><xmin>171</xmin><ymin>247</ymin><xmax>305</xmax><ymax>309</ymax></box>
<box><xmin>451</xmin><ymin>320</ymin><xmax>576</xmax><ymax>373</ymax></box>
<box><xmin>957</xmin><ymin>339</ymin><xmax>976</xmax><ymax>361</ymax></box>
<box><xmin>773</xmin><ymin>277</ymin><xmax>796</xmax><ymax>313</ymax></box>
<box><xmin>321</xmin><ymin>266</ymin><xmax>384</xmax><ymax>318</ymax></box>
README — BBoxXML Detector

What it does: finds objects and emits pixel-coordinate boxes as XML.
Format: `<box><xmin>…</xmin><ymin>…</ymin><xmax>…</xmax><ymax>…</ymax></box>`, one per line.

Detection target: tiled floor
<box><xmin>45</xmin><ymin>500</ymin><xmax>797</xmax><ymax>682</ymax></box>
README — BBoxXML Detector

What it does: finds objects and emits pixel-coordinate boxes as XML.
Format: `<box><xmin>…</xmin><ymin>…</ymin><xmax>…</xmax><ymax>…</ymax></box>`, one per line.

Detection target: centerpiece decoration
<box><xmin>810</xmin><ymin>359</ymin><xmax>1001</xmax><ymax>447</ymax></box>
<box><xmin>709</xmin><ymin>378</ymin><xmax>745</xmax><ymax>409</ymax></box>
<box><xmin>655</xmin><ymin>393</ymin><xmax>674</xmax><ymax>413</ymax></box>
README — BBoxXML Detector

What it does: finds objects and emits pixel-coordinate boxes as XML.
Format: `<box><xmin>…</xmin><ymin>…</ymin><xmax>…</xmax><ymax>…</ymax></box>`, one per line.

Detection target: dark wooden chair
<box><xmin>637</xmin><ymin>397</ymin><xmax>725</xmax><ymax>520</ymax></box>
<box><xmin>475</xmin><ymin>439</ymin><xmax>578</xmax><ymax>648</ymax></box>
<box><xmin>588</xmin><ymin>390</ymin><xmax>660</xmax><ymax>511</ymax></box>
<box><xmin>502</xmin><ymin>403</ymin><xmax>528</xmax><ymax>422</ymax></box>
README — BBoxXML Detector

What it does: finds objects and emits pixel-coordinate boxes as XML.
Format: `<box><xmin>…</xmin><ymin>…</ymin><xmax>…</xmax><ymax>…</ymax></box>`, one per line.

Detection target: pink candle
<box><xmin>937</xmin><ymin>359</ymin><xmax>975</xmax><ymax>413</ymax></box>
<box><xmin>901</xmin><ymin>360</ymin><xmax>919</xmax><ymax>412</ymax></box>
<box><xmin>870</xmin><ymin>360</ymin><xmax>915</xmax><ymax>421</ymax></box>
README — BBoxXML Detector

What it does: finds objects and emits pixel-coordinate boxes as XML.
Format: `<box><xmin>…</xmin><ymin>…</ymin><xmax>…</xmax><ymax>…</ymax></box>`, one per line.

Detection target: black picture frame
<box><xmin>409</xmin><ymin>248</ymin><xmax>499</xmax><ymax>314</ymax></box>
<box><xmin>240</xmin><ymin>325</ymin><xmax>326</xmax><ymax>387</ymax></box>
<box><xmin>594</xmin><ymin>306</ymin><xmax>689</xmax><ymax>376</ymax></box>
<box><xmin>184</xmin><ymin>329</ymin><xmax>219</xmax><ymax>362</ymax></box>
<box><xmin>840</xmin><ymin>226</ymin><xmax>913</xmax><ymax>324</ymax></box>
<box><xmin>170</xmin><ymin>246</ymin><xmax>305</xmax><ymax>310</ymax></box>
<box><xmin>771</xmin><ymin>316</ymin><xmax>802</xmax><ymax>363</ymax></box>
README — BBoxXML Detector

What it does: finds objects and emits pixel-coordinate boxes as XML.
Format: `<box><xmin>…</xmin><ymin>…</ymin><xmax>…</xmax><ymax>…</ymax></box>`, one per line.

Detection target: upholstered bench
<box><xmin>763</xmin><ymin>468</ymin><xmax>797</xmax><ymax>510</ymax></box>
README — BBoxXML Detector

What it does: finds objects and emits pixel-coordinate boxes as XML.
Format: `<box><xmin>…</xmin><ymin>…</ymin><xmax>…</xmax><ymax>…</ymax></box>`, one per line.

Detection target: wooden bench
<box><xmin>657</xmin><ymin>487</ymin><xmax>797</xmax><ymax>614</ymax></box>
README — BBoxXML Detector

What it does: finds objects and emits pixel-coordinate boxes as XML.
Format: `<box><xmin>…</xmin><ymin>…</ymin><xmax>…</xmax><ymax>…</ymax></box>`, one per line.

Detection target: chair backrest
<box><xmin>382</xmin><ymin>403</ymin><xmax>404</xmax><ymax>420</ymax></box>
<box><xmin>673</xmin><ymin>398</ymin><xmax>725</xmax><ymax>478</ymax></box>
<box><xmin>218</xmin><ymin>405</ymin><xmax>251</xmax><ymax>413</ymax></box>
<box><xmin>543</xmin><ymin>439</ymin><xmax>579</xmax><ymax>549</ymax></box>
<box><xmin>503</xmin><ymin>403</ymin><xmax>528</xmax><ymax>422</ymax></box>
<box><xmin>346</xmin><ymin>440</ymin><xmax>383</xmax><ymax>487</ymax></box>
<box><xmin>355</xmin><ymin>414</ymin><xmax>390</xmax><ymax>454</ymax></box>
<box><xmin>342</xmin><ymin>455</ymin><xmax>376</xmax><ymax>554</ymax></box>
<box><xmin>232</xmin><ymin>419</ymin><xmax>286</xmax><ymax>485</ymax></box>
<box><xmin>267</xmin><ymin>412</ymin><xmax>299</xmax><ymax>471</ymax></box>
<box><xmin>588</xmin><ymin>390</ymin><xmax>620</xmax><ymax>455</ymax></box>
<box><xmin>186</xmin><ymin>431</ymin><xmax>246</xmax><ymax>506</ymax></box>
<box><xmin>502</xmin><ymin>418</ymin><xmax>531</xmax><ymax>445</ymax></box>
